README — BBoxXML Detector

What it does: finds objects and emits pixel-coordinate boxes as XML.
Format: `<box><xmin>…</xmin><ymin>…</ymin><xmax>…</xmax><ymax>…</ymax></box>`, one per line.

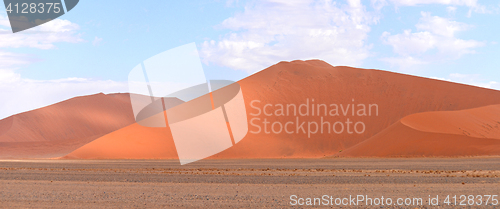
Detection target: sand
<box><xmin>64</xmin><ymin>123</ymin><xmax>178</xmax><ymax>159</ymax></box>
<box><xmin>0</xmin><ymin>93</ymin><xmax>136</xmax><ymax>158</ymax></box>
<box><xmin>338</xmin><ymin>104</ymin><xmax>500</xmax><ymax>157</ymax></box>
<box><xmin>0</xmin><ymin>158</ymin><xmax>499</xmax><ymax>208</ymax></box>
<box><xmin>66</xmin><ymin>60</ymin><xmax>500</xmax><ymax>160</ymax></box>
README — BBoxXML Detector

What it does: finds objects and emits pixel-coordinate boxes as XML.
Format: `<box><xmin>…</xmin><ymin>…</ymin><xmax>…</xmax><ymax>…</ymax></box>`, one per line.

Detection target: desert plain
<box><xmin>1</xmin><ymin>158</ymin><xmax>499</xmax><ymax>208</ymax></box>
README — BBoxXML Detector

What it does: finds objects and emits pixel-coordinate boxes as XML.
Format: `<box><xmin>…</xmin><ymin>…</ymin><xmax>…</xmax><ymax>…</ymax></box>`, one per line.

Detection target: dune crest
<box><xmin>337</xmin><ymin>104</ymin><xmax>500</xmax><ymax>157</ymax></box>
<box><xmin>400</xmin><ymin>105</ymin><xmax>500</xmax><ymax>140</ymax></box>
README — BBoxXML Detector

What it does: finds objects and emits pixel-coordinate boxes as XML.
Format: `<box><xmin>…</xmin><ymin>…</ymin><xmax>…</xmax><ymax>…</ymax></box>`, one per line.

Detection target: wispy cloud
<box><xmin>0</xmin><ymin>69</ymin><xmax>128</xmax><ymax>119</ymax></box>
<box><xmin>431</xmin><ymin>73</ymin><xmax>500</xmax><ymax>90</ymax></box>
<box><xmin>201</xmin><ymin>0</ymin><xmax>379</xmax><ymax>73</ymax></box>
<box><xmin>0</xmin><ymin>14</ymin><xmax>9</xmax><ymax>28</ymax></box>
<box><xmin>0</xmin><ymin>51</ymin><xmax>38</xmax><ymax>70</ymax></box>
<box><xmin>380</xmin><ymin>56</ymin><xmax>427</xmax><ymax>69</ymax></box>
<box><xmin>0</xmin><ymin>15</ymin><xmax>123</xmax><ymax>119</ymax></box>
<box><xmin>380</xmin><ymin>12</ymin><xmax>484</xmax><ymax>69</ymax></box>
<box><xmin>388</xmin><ymin>0</ymin><xmax>478</xmax><ymax>7</ymax></box>
<box><xmin>385</xmin><ymin>0</ymin><xmax>490</xmax><ymax>16</ymax></box>
<box><xmin>0</xmin><ymin>14</ymin><xmax>84</xmax><ymax>72</ymax></box>
<box><xmin>92</xmin><ymin>36</ymin><xmax>103</xmax><ymax>46</ymax></box>
<box><xmin>0</xmin><ymin>18</ymin><xmax>83</xmax><ymax>49</ymax></box>
<box><xmin>225</xmin><ymin>0</ymin><xmax>240</xmax><ymax>7</ymax></box>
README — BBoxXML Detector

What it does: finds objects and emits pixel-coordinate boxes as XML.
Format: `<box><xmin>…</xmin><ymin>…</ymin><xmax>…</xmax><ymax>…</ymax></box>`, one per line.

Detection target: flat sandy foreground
<box><xmin>0</xmin><ymin>158</ymin><xmax>499</xmax><ymax>208</ymax></box>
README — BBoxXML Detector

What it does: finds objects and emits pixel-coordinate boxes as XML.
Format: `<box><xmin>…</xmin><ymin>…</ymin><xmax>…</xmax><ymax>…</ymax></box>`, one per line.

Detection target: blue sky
<box><xmin>0</xmin><ymin>0</ymin><xmax>499</xmax><ymax>119</ymax></box>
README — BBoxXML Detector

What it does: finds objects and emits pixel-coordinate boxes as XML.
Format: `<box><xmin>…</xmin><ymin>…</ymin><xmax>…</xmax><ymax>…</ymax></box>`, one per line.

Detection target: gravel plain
<box><xmin>0</xmin><ymin>158</ymin><xmax>499</xmax><ymax>208</ymax></box>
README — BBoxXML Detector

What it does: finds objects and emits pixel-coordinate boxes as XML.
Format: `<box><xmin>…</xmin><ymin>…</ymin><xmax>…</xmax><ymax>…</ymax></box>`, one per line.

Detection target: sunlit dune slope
<box><xmin>64</xmin><ymin>123</ymin><xmax>178</xmax><ymax>159</ymax></box>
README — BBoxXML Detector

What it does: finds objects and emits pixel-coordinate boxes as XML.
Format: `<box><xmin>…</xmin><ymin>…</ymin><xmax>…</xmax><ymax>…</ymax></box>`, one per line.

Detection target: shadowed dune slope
<box><xmin>0</xmin><ymin>93</ymin><xmax>136</xmax><ymax>158</ymax></box>
<box><xmin>66</xmin><ymin>60</ymin><xmax>500</xmax><ymax>159</ymax></box>
<box><xmin>337</xmin><ymin>105</ymin><xmax>500</xmax><ymax>157</ymax></box>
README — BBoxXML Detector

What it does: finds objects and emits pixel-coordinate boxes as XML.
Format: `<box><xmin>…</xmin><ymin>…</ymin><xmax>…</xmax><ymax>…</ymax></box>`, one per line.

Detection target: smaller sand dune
<box><xmin>64</xmin><ymin>123</ymin><xmax>178</xmax><ymax>159</ymax></box>
<box><xmin>337</xmin><ymin>104</ymin><xmax>500</xmax><ymax>157</ymax></box>
<box><xmin>0</xmin><ymin>93</ymin><xmax>137</xmax><ymax>158</ymax></box>
<box><xmin>0</xmin><ymin>93</ymin><xmax>134</xmax><ymax>143</ymax></box>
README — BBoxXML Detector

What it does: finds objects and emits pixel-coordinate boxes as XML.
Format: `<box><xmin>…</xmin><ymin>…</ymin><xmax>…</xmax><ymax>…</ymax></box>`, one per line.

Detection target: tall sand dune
<box><xmin>336</xmin><ymin>104</ymin><xmax>500</xmax><ymax>157</ymax></box>
<box><xmin>65</xmin><ymin>60</ymin><xmax>500</xmax><ymax>159</ymax></box>
<box><xmin>0</xmin><ymin>93</ymin><xmax>136</xmax><ymax>158</ymax></box>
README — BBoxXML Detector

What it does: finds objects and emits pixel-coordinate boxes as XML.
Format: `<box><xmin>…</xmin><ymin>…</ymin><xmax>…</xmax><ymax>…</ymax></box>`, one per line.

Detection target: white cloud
<box><xmin>0</xmin><ymin>17</ymin><xmax>83</xmax><ymax>49</ymax></box>
<box><xmin>415</xmin><ymin>12</ymin><xmax>470</xmax><ymax>37</ymax></box>
<box><xmin>0</xmin><ymin>14</ymin><xmax>9</xmax><ymax>27</ymax></box>
<box><xmin>0</xmin><ymin>51</ymin><xmax>126</xmax><ymax>119</ymax></box>
<box><xmin>380</xmin><ymin>56</ymin><xmax>427</xmax><ymax>69</ymax></box>
<box><xmin>380</xmin><ymin>0</ymin><xmax>490</xmax><ymax>17</ymax></box>
<box><xmin>446</xmin><ymin>6</ymin><xmax>457</xmax><ymax>16</ymax></box>
<box><xmin>0</xmin><ymin>50</ymin><xmax>38</xmax><ymax>70</ymax></box>
<box><xmin>0</xmin><ymin>69</ymin><xmax>20</xmax><ymax>83</ymax></box>
<box><xmin>430</xmin><ymin>74</ymin><xmax>500</xmax><ymax>90</ymax></box>
<box><xmin>92</xmin><ymin>36</ymin><xmax>103</xmax><ymax>46</ymax></box>
<box><xmin>225</xmin><ymin>0</ymin><xmax>240</xmax><ymax>7</ymax></box>
<box><xmin>201</xmin><ymin>0</ymin><xmax>379</xmax><ymax>73</ymax></box>
<box><xmin>381</xmin><ymin>30</ymin><xmax>436</xmax><ymax>55</ymax></box>
<box><xmin>381</xmin><ymin>12</ymin><xmax>484</xmax><ymax>68</ymax></box>
<box><xmin>487</xmin><ymin>81</ymin><xmax>500</xmax><ymax>90</ymax></box>
<box><xmin>0</xmin><ymin>15</ymin><xmax>122</xmax><ymax>119</ymax></box>
<box><xmin>442</xmin><ymin>73</ymin><xmax>500</xmax><ymax>90</ymax></box>
<box><xmin>371</xmin><ymin>0</ymin><xmax>388</xmax><ymax>10</ymax></box>
<box><xmin>0</xmin><ymin>14</ymin><xmax>83</xmax><ymax>73</ymax></box>
<box><xmin>389</xmin><ymin>0</ymin><xmax>477</xmax><ymax>7</ymax></box>
<box><xmin>449</xmin><ymin>72</ymin><xmax>468</xmax><ymax>79</ymax></box>
<box><xmin>387</xmin><ymin>0</ymin><xmax>489</xmax><ymax>15</ymax></box>
<box><xmin>0</xmin><ymin>69</ymin><xmax>128</xmax><ymax>119</ymax></box>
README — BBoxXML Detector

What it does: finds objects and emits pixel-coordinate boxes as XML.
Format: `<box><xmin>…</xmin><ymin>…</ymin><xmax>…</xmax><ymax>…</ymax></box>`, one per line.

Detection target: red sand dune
<box><xmin>0</xmin><ymin>93</ymin><xmax>136</xmax><ymax>158</ymax></box>
<box><xmin>337</xmin><ymin>104</ymin><xmax>500</xmax><ymax>157</ymax></box>
<box><xmin>65</xmin><ymin>60</ymin><xmax>500</xmax><ymax>160</ymax></box>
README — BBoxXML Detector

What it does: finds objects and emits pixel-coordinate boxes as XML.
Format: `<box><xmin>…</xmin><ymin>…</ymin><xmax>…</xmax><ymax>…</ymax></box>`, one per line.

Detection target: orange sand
<box><xmin>337</xmin><ymin>105</ymin><xmax>500</xmax><ymax>157</ymax></box>
<box><xmin>64</xmin><ymin>123</ymin><xmax>178</xmax><ymax>159</ymax></box>
<box><xmin>0</xmin><ymin>93</ymin><xmax>136</xmax><ymax>158</ymax></box>
<box><xmin>65</xmin><ymin>60</ymin><xmax>500</xmax><ymax>159</ymax></box>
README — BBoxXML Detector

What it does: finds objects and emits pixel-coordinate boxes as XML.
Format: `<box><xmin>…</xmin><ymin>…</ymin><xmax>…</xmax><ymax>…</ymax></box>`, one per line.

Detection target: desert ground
<box><xmin>0</xmin><ymin>158</ymin><xmax>499</xmax><ymax>208</ymax></box>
